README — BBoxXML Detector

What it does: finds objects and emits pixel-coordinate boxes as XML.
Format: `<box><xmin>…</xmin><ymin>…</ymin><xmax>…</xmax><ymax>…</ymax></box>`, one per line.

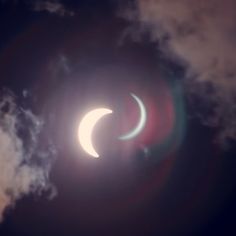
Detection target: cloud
<box><xmin>32</xmin><ymin>0</ymin><xmax>74</xmax><ymax>16</ymax></box>
<box><xmin>0</xmin><ymin>0</ymin><xmax>74</xmax><ymax>17</ymax></box>
<box><xmin>0</xmin><ymin>89</ymin><xmax>55</xmax><ymax>222</ymax></box>
<box><xmin>124</xmin><ymin>0</ymin><xmax>236</xmax><ymax>145</ymax></box>
<box><xmin>50</xmin><ymin>54</ymin><xmax>72</xmax><ymax>76</ymax></box>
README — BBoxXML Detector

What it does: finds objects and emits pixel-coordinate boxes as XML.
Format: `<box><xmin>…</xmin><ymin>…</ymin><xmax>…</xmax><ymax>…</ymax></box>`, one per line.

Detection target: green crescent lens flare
<box><xmin>118</xmin><ymin>93</ymin><xmax>147</xmax><ymax>141</ymax></box>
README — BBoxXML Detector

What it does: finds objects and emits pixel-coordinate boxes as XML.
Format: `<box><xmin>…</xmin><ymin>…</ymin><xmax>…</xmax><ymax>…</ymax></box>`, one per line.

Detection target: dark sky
<box><xmin>0</xmin><ymin>1</ymin><xmax>236</xmax><ymax>236</ymax></box>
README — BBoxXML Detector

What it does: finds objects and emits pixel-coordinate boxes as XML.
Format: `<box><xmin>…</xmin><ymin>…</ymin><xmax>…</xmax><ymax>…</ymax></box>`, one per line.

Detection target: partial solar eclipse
<box><xmin>119</xmin><ymin>93</ymin><xmax>147</xmax><ymax>140</ymax></box>
<box><xmin>78</xmin><ymin>93</ymin><xmax>146</xmax><ymax>158</ymax></box>
<box><xmin>78</xmin><ymin>108</ymin><xmax>113</xmax><ymax>158</ymax></box>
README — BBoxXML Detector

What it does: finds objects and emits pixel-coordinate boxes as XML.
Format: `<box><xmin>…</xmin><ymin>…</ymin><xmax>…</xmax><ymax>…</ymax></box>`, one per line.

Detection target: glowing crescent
<box><xmin>119</xmin><ymin>93</ymin><xmax>147</xmax><ymax>140</ymax></box>
<box><xmin>78</xmin><ymin>108</ymin><xmax>113</xmax><ymax>158</ymax></box>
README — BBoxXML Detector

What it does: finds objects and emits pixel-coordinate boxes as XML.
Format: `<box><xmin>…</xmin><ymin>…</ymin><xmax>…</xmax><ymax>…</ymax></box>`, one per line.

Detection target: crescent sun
<box><xmin>78</xmin><ymin>108</ymin><xmax>113</xmax><ymax>158</ymax></box>
<box><xmin>119</xmin><ymin>93</ymin><xmax>147</xmax><ymax>140</ymax></box>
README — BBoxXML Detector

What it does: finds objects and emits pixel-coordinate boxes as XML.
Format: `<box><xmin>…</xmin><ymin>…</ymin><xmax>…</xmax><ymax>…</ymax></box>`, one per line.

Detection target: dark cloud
<box><xmin>32</xmin><ymin>0</ymin><xmax>74</xmax><ymax>16</ymax></box>
<box><xmin>0</xmin><ymin>0</ymin><xmax>74</xmax><ymax>17</ymax></box>
<box><xmin>0</xmin><ymin>90</ymin><xmax>55</xmax><ymax>222</ymax></box>
<box><xmin>124</xmin><ymin>0</ymin><xmax>236</xmax><ymax>145</ymax></box>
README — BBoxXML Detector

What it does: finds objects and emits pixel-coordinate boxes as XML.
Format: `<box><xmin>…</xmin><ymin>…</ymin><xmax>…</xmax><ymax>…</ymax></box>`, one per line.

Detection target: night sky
<box><xmin>0</xmin><ymin>1</ymin><xmax>236</xmax><ymax>236</ymax></box>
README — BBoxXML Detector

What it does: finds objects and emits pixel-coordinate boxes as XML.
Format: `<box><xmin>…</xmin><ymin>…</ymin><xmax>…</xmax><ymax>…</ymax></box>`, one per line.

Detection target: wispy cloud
<box><xmin>0</xmin><ymin>0</ymin><xmax>75</xmax><ymax>17</ymax></box>
<box><xmin>32</xmin><ymin>0</ymin><xmax>74</xmax><ymax>17</ymax></box>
